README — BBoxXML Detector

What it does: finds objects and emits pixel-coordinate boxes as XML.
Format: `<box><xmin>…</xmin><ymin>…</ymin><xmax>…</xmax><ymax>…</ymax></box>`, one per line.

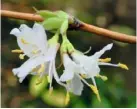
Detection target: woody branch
<box><xmin>1</xmin><ymin>10</ymin><xmax>136</xmax><ymax>44</ymax></box>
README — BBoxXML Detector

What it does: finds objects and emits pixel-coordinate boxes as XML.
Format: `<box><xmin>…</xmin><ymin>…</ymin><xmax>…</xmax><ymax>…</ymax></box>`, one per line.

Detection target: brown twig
<box><xmin>1</xmin><ymin>10</ymin><xmax>136</xmax><ymax>43</ymax></box>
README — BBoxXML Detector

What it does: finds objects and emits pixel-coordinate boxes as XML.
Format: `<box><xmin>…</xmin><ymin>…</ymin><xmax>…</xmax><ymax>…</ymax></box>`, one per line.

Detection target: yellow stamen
<box><xmin>89</xmin><ymin>85</ymin><xmax>101</xmax><ymax>102</ymax></box>
<box><xmin>65</xmin><ymin>91</ymin><xmax>70</xmax><ymax>106</ymax></box>
<box><xmin>37</xmin><ymin>64</ymin><xmax>45</xmax><ymax>74</ymax></box>
<box><xmin>118</xmin><ymin>63</ymin><xmax>129</xmax><ymax>70</ymax></box>
<box><xmin>96</xmin><ymin>74</ymin><xmax>108</xmax><ymax>81</ymax></box>
<box><xmin>81</xmin><ymin>74</ymin><xmax>87</xmax><ymax>78</ymax></box>
<box><xmin>36</xmin><ymin>78</ymin><xmax>43</xmax><ymax>85</ymax></box>
<box><xmin>47</xmin><ymin>76</ymin><xmax>51</xmax><ymax>83</ymax></box>
<box><xmin>19</xmin><ymin>54</ymin><xmax>25</xmax><ymax>60</ymax></box>
<box><xmin>49</xmin><ymin>87</ymin><xmax>53</xmax><ymax>95</ymax></box>
<box><xmin>21</xmin><ymin>38</ymin><xmax>29</xmax><ymax>44</ymax></box>
<box><xmin>99</xmin><ymin>58</ymin><xmax>111</xmax><ymax>63</ymax></box>
<box><xmin>11</xmin><ymin>49</ymin><xmax>23</xmax><ymax>53</ymax></box>
<box><xmin>32</xmin><ymin>49</ymin><xmax>39</xmax><ymax>54</ymax></box>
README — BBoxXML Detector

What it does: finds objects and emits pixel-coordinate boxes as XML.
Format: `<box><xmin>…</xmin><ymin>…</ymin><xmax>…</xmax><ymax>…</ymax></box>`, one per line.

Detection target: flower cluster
<box><xmin>10</xmin><ymin>10</ymin><xmax>128</xmax><ymax>105</ymax></box>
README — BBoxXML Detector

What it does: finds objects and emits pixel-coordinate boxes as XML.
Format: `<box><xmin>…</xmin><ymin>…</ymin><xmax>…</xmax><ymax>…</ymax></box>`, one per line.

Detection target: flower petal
<box><xmin>19</xmin><ymin>76</ymin><xmax>26</xmax><ymax>83</ymax></box>
<box><xmin>10</xmin><ymin>28</ymin><xmax>21</xmax><ymax>37</ymax></box>
<box><xmin>33</xmin><ymin>23</ymin><xmax>47</xmax><ymax>54</ymax></box>
<box><xmin>63</xmin><ymin>54</ymin><xmax>78</xmax><ymax>71</ymax></box>
<box><xmin>12</xmin><ymin>68</ymin><xmax>19</xmax><ymax>76</ymax></box>
<box><xmin>67</xmin><ymin>74</ymin><xmax>83</xmax><ymax>95</ymax></box>
<box><xmin>60</xmin><ymin>70</ymin><xmax>74</xmax><ymax>82</ymax></box>
<box><xmin>19</xmin><ymin>24</ymin><xmax>32</xmax><ymax>31</ymax></box>
<box><xmin>92</xmin><ymin>43</ymin><xmax>113</xmax><ymax>59</ymax></box>
<box><xmin>15</xmin><ymin>55</ymin><xmax>45</xmax><ymax>78</ymax></box>
<box><xmin>17</xmin><ymin>38</ymin><xmax>37</xmax><ymax>57</ymax></box>
<box><xmin>52</xmin><ymin>60</ymin><xmax>67</xmax><ymax>88</ymax></box>
<box><xmin>44</xmin><ymin>44</ymin><xmax>58</xmax><ymax>61</ymax></box>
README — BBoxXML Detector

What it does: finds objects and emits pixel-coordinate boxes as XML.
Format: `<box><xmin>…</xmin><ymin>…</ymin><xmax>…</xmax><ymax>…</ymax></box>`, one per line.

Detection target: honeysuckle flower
<box><xmin>60</xmin><ymin>35</ymin><xmax>100</xmax><ymax>103</ymax></box>
<box><xmin>71</xmin><ymin>43</ymin><xmax>128</xmax><ymax>78</ymax></box>
<box><xmin>10</xmin><ymin>23</ymin><xmax>67</xmax><ymax>93</ymax></box>
<box><xmin>10</xmin><ymin>23</ymin><xmax>47</xmax><ymax>58</ymax></box>
<box><xmin>71</xmin><ymin>43</ymin><xmax>129</xmax><ymax>101</ymax></box>
<box><xmin>10</xmin><ymin>23</ymin><xmax>48</xmax><ymax>82</ymax></box>
<box><xmin>10</xmin><ymin>23</ymin><xmax>69</xmax><ymax>100</ymax></box>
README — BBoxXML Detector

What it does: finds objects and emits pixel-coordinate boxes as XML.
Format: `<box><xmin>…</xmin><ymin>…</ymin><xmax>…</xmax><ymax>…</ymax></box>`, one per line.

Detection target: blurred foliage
<box><xmin>29</xmin><ymin>76</ymin><xmax>48</xmax><ymax>97</ymax></box>
<box><xmin>1</xmin><ymin>0</ymin><xmax>136</xmax><ymax>108</ymax></box>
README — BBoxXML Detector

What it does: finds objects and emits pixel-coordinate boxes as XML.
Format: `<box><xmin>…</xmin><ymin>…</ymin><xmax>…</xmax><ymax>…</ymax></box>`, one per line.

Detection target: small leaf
<box><xmin>54</xmin><ymin>11</ymin><xmax>69</xmax><ymax>18</ymax></box>
<box><xmin>42</xmin><ymin>17</ymin><xmax>64</xmax><ymax>30</ymax></box>
<box><xmin>37</xmin><ymin>10</ymin><xmax>57</xmax><ymax>19</ymax></box>
<box><xmin>60</xmin><ymin>19</ymin><xmax>68</xmax><ymax>35</ymax></box>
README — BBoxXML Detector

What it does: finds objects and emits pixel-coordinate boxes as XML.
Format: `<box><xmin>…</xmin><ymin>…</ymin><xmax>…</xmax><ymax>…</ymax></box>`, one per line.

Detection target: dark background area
<box><xmin>1</xmin><ymin>0</ymin><xmax>136</xmax><ymax>108</ymax></box>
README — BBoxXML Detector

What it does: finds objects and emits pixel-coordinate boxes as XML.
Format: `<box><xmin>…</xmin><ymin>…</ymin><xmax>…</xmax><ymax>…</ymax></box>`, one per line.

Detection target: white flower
<box><xmin>10</xmin><ymin>23</ymin><xmax>65</xmax><ymax>88</ymax></box>
<box><xmin>10</xmin><ymin>23</ymin><xmax>48</xmax><ymax>83</ymax></box>
<box><xmin>71</xmin><ymin>43</ymin><xmax>128</xmax><ymax>79</ymax></box>
<box><xmin>71</xmin><ymin>43</ymin><xmax>128</xmax><ymax>101</ymax></box>
<box><xmin>60</xmin><ymin>53</ymin><xmax>86</xmax><ymax>95</ymax></box>
<box><xmin>10</xmin><ymin>23</ymin><xmax>47</xmax><ymax>57</ymax></box>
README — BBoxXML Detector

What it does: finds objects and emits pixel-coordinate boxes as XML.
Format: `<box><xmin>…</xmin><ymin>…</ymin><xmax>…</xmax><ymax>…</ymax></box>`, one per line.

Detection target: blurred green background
<box><xmin>1</xmin><ymin>0</ymin><xmax>136</xmax><ymax>108</ymax></box>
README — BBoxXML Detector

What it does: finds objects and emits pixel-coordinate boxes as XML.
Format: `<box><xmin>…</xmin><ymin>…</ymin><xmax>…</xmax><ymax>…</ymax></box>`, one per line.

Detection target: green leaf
<box><xmin>54</xmin><ymin>10</ymin><xmax>69</xmax><ymax>18</ymax></box>
<box><xmin>29</xmin><ymin>76</ymin><xmax>48</xmax><ymax>97</ymax></box>
<box><xmin>60</xmin><ymin>19</ymin><xmax>68</xmax><ymax>35</ymax></box>
<box><xmin>37</xmin><ymin>10</ymin><xmax>57</xmax><ymax>19</ymax></box>
<box><xmin>42</xmin><ymin>17</ymin><xmax>64</xmax><ymax>30</ymax></box>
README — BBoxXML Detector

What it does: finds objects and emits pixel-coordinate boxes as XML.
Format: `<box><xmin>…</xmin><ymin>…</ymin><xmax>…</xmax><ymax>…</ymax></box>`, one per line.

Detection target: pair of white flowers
<box><xmin>10</xmin><ymin>23</ymin><xmax>128</xmax><ymax>104</ymax></box>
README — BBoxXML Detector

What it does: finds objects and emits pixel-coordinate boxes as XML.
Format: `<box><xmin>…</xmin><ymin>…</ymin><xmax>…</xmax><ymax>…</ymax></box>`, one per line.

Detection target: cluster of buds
<box><xmin>10</xmin><ymin>10</ymin><xmax>128</xmax><ymax>105</ymax></box>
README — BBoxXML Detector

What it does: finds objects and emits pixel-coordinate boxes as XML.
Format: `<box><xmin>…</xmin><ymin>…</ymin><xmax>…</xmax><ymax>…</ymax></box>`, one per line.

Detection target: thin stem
<box><xmin>53</xmin><ymin>29</ymin><xmax>60</xmax><ymax>42</ymax></box>
<box><xmin>62</xmin><ymin>33</ymin><xmax>68</xmax><ymax>41</ymax></box>
<box><xmin>1</xmin><ymin>10</ymin><xmax>136</xmax><ymax>44</ymax></box>
<box><xmin>80</xmin><ymin>22</ymin><xmax>136</xmax><ymax>44</ymax></box>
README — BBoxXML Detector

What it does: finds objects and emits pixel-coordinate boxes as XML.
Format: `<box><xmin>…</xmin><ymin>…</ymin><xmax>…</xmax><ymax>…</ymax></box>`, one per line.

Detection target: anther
<box><xmin>11</xmin><ymin>49</ymin><xmax>23</xmax><ymax>53</ymax></box>
<box><xmin>99</xmin><ymin>58</ymin><xmax>111</xmax><ymax>63</ymax></box>
<box><xmin>118</xmin><ymin>63</ymin><xmax>129</xmax><ymax>70</ymax></box>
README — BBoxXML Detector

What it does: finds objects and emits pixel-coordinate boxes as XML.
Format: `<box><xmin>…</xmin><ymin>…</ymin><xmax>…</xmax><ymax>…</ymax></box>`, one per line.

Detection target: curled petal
<box><xmin>92</xmin><ymin>43</ymin><xmax>113</xmax><ymax>59</ymax></box>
